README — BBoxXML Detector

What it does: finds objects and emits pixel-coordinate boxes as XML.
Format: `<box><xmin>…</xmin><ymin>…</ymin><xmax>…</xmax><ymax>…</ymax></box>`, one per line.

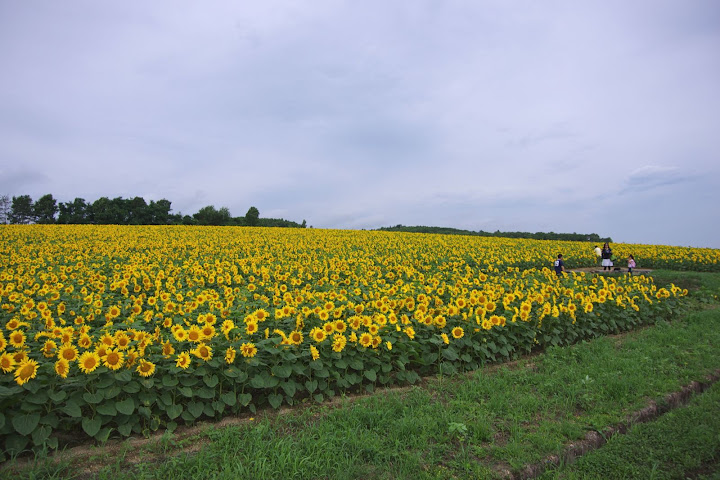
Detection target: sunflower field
<box><xmin>0</xmin><ymin>225</ymin><xmax>713</xmax><ymax>457</ymax></box>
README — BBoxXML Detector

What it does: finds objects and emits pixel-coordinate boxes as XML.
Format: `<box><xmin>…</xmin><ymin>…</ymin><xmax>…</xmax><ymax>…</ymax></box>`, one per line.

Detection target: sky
<box><xmin>1</xmin><ymin>1</ymin><xmax>719</xmax><ymax>248</ymax></box>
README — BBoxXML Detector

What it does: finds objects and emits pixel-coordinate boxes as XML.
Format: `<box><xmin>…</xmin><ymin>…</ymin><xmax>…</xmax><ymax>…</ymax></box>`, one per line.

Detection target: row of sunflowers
<box><xmin>0</xmin><ymin>225</ymin><xmax>707</xmax><ymax>456</ymax></box>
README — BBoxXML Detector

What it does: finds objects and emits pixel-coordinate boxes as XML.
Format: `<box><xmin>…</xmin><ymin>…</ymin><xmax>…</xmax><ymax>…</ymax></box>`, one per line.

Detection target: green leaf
<box><xmin>115</xmin><ymin>371</ymin><xmax>133</xmax><ymax>382</ymax></box>
<box><xmin>180</xmin><ymin>375</ymin><xmax>199</xmax><ymax>387</ymax></box>
<box><xmin>117</xmin><ymin>423</ymin><xmax>133</xmax><ymax>437</ymax></box>
<box><xmin>305</xmin><ymin>380</ymin><xmax>318</xmax><ymax>393</ymax></box>
<box><xmin>4</xmin><ymin>434</ymin><xmax>29</xmax><ymax>455</ymax></box>
<box><xmin>349</xmin><ymin>359</ymin><xmax>364</xmax><ymax>370</ymax></box>
<box><xmin>442</xmin><ymin>348</ymin><xmax>459</xmax><ymax>361</ymax></box>
<box><xmin>61</xmin><ymin>401</ymin><xmax>82</xmax><ymax>418</ymax></box>
<box><xmin>203</xmin><ymin>375</ymin><xmax>219</xmax><ymax>388</ymax></box>
<box><xmin>123</xmin><ymin>381</ymin><xmax>141</xmax><ymax>394</ymax></box>
<box><xmin>82</xmin><ymin>417</ymin><xmax>102</xmax><ymax>438</ymax></box>
<box><xmin>238</xmin><ymin>393</ymin><xmax>252</xmax><ymax>407</ymax></box>
<box><xmin>220</xmin><ymin>391</ymin><xmax>237</xmax><ymax>407</ymax></box>
<box><xmin>179</xmin><ymin>386</ymin><xmax>194</xmax><ymax>398</ymax></box>
<box><xmin>271</xmin><ymin>365</ymin><xmax>293</xmax><ymax>379</ymax></box>
<box><xmin>187</xmin><ymin>401</ymin><xmax>204</xmax><ymax>419</ymax></box>
<box><xmin>196</xmin><ymin>387</ymin><xmax>215</xmax><ymax>399</ymax></box>
<box><xmin>96</xmin><ymin>403</ymin><xmax>117</xmax><ymax>416</ymax></box>
<box><xmin>48</xmin><ymin>390</ymin><xmax>68</xmax><ymax>402</ymax></box>
<box><xmin>95</xmin><ymin>427</ymin><xmax>112</xmax><ymax>443</ymax></box>
<box><xmin>280</xmin><ymin>381</ymin><xmax>297</xmax><ymax>398</ymax></box>
<box><xmin>0</xmin><ymin>412</ymin><xmax>4</xmax><ymax>430</ymax></box>
<box><xmin>26</xmin><ymin>390</ymin><xmax>49</xmax><ymax>405</ymax></box>
<box><xmin>115</xmin><ymin>398</ymin><xmax>135</xmax><ymax>416</ymax></box>
<box><xmin>166</xmin><ymin>404</ymin><xmax>183</xmax><ymax>420</ymax></box>
<box><xmin>162</xmin><ymin>375</ymin><xmax>179</xmax><ymax>387</ymax></box>
<box><xmin>250</xmin><ymin>375</ymin><xmax>267</xmax><ymax>389</ymax></box>
<box><xmin>13</xmin><ymin>413</ymin><xmax>40</xmax><ymax>436</ymax></box>
<box><xmin>0</xmin><ymin>385</ymin><xmax>23</xmax><ymax>398</ymax></box>
<box><xmin>313</xmin><ymin>393</ymin><xmax>324</xmax><ymax>403</ymax></box>
<box><xmin>364</xmin><ymin>369</ymin><xmax>377</xmax><ymax>382</ymax></box>
<box><xmin>104</xmin><ymin>385</ymin><xmax>122</xmax><ymax>399</ymax></box>
<box><xmin>83</xmin><ymin>392</ymin><xmax>105</xmax><ymax>404</ymax></box>
<box><xmin>268</xmin><ymin>394</ymin><xmax>283</xmax><ymax>409</ymax></box>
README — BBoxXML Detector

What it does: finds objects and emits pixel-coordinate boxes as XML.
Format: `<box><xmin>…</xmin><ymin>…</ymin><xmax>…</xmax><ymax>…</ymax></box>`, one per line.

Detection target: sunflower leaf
<box><xmin>12</xmin><ymin>413</ymin><xmax>40</xmax><ymax>436</ymax></box>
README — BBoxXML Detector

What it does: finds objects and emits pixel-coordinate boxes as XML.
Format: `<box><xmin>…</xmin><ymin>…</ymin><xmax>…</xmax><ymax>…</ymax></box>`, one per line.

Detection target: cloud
<box><xmin>621</xmin><ymin>165</ymin><xmax>693</xmax><ymax>193</ymax></box>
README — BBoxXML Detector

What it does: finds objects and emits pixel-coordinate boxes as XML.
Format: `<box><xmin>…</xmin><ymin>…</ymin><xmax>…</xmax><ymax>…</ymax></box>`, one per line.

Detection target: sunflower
<box><xmin>175</xmin><ymin>351</ymin><xmax>191</xmax><ymax>369</ymax></box>
<box><xmin>100</xmin><ymin>333</ymin><xmax>115</xmax><ymax>347</ymax></box>
<box><xmin>9</xmin><ymin>330</ymin><xmax>26</xmax><ymax>348</ymax></box>
<box><xmin>42</xmin><ymin>339</ymin><xmax>58</xmax><ymax>358</ymax></box>
<box><xmin>125</xmin><ymin>349</ymin><xmax>139</xmax><ymax>368</ymax></box>
<box><xmin>58</xmin><ymin>343</ymin><xmax>79</xmax><ymax>362</ymax></box>
<box><xmin>0</xmin><ymin>332</ymin><xmax>6</xmax><ymax>351</ymax></box>
<box><xmin>240</xmin><ymin>342</ymin><xmax>257</xmax><ymax>358</ymax></box>
<box><xmin>78</xmin><ymin>351</ymin><xmax>101</xmax><ymax>374</ymax></box>
<box><xmin>440</xmin><ymin>333</ymin><xmax>450</xmax><ymax>344</ymax></box>
<box><xmin>311</xmin><ymin>327</ymin><xmax>327</xmax><ymax>343</ymax></box>
<box><xmin>172</xmin><ymin>327</ymin><xmax>188</xmax><ymax>342</ymax></box>
<box><xmin>221</xmin><ymin>320</ymin><xmax>235</xmax><ymax>336</ymax></box>
<box><xmin>332</xmin><ymin>334</ymin><xmax>347</xmax><ymax>353</ymax></box>
<box><xmin>103</xmin><ymin>348</ymin><xmax>125</xmax><ymax>370</ymax></box>
<box><xmin>253</xmin><ymin>308</ymin><xmax>268</xmax><ymax>322</ymax></box>
<box><xmin>192</xmin><ymin>343</ymin><xmax>213</xmax><ymax>362</ymax></box>
<box><xmin>310</xmin><ymin>345</ymin><xmax>320</xmax><ymax>361</ymax></box>
<box><xmin>225</xmin><ymin>346</ymin><xmax>236</xmax><ymax>364</ymax></box>
<box><xmin>245</xmin><ymin>321</ymin><xmax>259</xmax><ymax>335</ymax></box>
<box><xmin>0</xmin><ymin>352</ymin><xmax>15</xmax><ymax>373</ymax></box>
<box><xmin>14</xmin><ymin>359</ymin><xmax>38</xmax><ymax>385</ymax></box>
<box><xmin>187</xmin><ymin>325</ymin><xmax>202</xmax><ymax>343</ymax></box>
<box><xmin>289</xmin><ymin>331</ymin><xmax>303</xmax><ymax>345</ymax></box>
<box><xmin>54</xmin><ymin>358</ymin><xmax>70</xmax><ymax>378</ymax></box>
<box><xmin>371</xmin><ymin>336</ymin><xmax>382</xmax><ymax>349</ymax></box>
<box><xmin>451</xmin><ymin>327</ymin><xmax>464</xmax><ymax>339</ymax></box>
<box><xmin>403</xmin><ymin>326</ymin><xmax>415</xmax><ymax>340</ymax></box>
<box><xmin>584</xmin><ymin>303</ymin><xmax>594</xmax><ymax>313</ymax></box>
<box><xmin>162</xmin><ymin>340</ymin><xmax>175</xmax><ymax>357</ymax></box>
<box><xmin>434</xmin><ymin>316</ymin><xmax>447</xmax><ymax>329</ymax></box>
<box><xmin>359</xmin><ymin>332</ymin><xmax>373</xmax><ymax>348</ymax></box>
<box><xmin>137</xmin><ymin>359</ymin><xmax>156</xmax><ymax>377</ymax></box>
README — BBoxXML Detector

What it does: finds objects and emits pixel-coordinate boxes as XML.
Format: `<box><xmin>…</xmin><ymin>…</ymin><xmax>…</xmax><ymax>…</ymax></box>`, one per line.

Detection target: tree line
<box><xmin>0</xmin><ymin>194</ymin><xmax>306</xmax><ymax>228</ymax></box>
<box><xmin>376</xmin><ymin>225</ymin><xmax>612</xmax><ymax>243</ymax></box>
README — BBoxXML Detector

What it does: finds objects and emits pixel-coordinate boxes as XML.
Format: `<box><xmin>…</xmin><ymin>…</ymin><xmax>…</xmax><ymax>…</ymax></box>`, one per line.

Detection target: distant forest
<box><xmin>376</xmin><ymin>225</ymin><xmax>612</xmax><ymax>243</ymax></box>
<box><xmin>0</xmin><ymin>193</ymin><xmax>306</xmax><ymax>228</ymax></box>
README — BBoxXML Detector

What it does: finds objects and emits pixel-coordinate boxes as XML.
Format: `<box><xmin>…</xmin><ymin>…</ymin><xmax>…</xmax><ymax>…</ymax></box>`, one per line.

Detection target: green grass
<box><xmin>4</xmin><ymin>272</ymin><xmax>720</xmax><ymax>480</ymax></box>
<box><xmin>540</xmin><ymin>380</ymin><xmax>720</xmax><ymax>480</ymax></box>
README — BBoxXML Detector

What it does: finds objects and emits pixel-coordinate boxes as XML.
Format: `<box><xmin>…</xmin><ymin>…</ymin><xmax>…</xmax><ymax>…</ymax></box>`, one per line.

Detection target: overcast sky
<box><xmin>1</xmin><ymin>1</ymin><xmax>719</xmax><ymax>248</ymax></box>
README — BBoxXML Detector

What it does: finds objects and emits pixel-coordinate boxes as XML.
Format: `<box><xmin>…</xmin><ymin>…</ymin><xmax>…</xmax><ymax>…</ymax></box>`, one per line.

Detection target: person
<box><xmin>594</xmin><ymin>245</ymin><xmax>602</xmax><ymax>265</ymax></box>
<box><xmin>628</xmin><ymin>255</ymin><xmax>636</xmax><ymax>275</ymax></box>
<box><xmin>554</xmin><ymin>254</ymin><xmax>565</xmax><ymax>276</ymax></box>
<box><xmin>601</xmin><ymin>242</ymin><xmax>613</xmax><ymax>271</ymax></box>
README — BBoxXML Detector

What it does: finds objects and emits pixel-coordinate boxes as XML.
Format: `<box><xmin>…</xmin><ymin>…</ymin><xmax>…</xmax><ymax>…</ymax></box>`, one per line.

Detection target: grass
<box><xmin>540</xmin><ymin>380</ymin><xmax>720</xmax><ymax>480</ymax></box>
<box><xmin>3</xmin><ymin>271</ymin><xmax>720</xmax><ymax>480</ymax></box>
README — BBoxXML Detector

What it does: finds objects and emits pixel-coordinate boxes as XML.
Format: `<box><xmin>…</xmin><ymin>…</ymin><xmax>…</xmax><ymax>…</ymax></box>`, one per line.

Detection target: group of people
<box><xmin>553</xmin><ymin>242</ymin><xmax>636</xmax><ymax>277</ymax></box>
<box><xmin>593</xmin><ymin>243</ymin><xmax>635</xmax><ymax>273</ymax></box>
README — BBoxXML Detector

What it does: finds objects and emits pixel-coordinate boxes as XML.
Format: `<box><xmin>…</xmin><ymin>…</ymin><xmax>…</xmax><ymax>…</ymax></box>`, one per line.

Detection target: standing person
<box><xmin>601</xmin><ymin>243</ymin><xmax>613</xmax><ymax>271</ymax></box>
<box><xmin>594</xmin><ymin>245</ymin><xmax>602</xmax><ymax>265</ymax></box>
<box><xmin>627</xmin><ymin>255</ymin><xmax>636</xmax><ymax>275</ymax></box>
<box><xmin>554</xmin><ymin>254</ymin><xmax>565</xmax><ymax>276</ymax></box>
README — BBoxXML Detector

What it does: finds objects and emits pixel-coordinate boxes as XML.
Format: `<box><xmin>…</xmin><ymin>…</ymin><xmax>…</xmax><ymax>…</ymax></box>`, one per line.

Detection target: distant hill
<box><xmin>375</xmin><ymin>225</ymin><xmax>612</xmax><ymax>243</ymax></box>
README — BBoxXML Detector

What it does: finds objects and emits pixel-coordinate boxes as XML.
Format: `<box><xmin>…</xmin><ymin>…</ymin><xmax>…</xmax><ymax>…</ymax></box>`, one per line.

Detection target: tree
<box><xmin>126</xmin><ymin>196</ymin><xmax>150</xmax><ymax>225</ymax></box>
<box><xmin>245</xmin><ymin>206</ymin><xmax>260</xmax><ymax>226</ymax></box>
<box><xmin>0</xmin><ymin>195</ymin><xmax>10</xmax><ymax>224</ymax></box>
<box><xmin>149</xmin><ymin>199</ymin><xmax>172</xmax><ymax>224</ymax></box>
<box><xmin>33</xmin><ymin>194</ymin><xmax>58</xmax><ymax>224</ymax></box>
<box><xmin>58</xmin><ymin>198</ymin><xmax>91</xmax><ymax>224</ymax></box>
<box><xmin>91</xmin><ymin>197</ymin><xmax>128</xmax><ymax>224</ymax></box>
<box><xmin>10</xmin><ymin>195</ymin><xmax>34</xmax><ymax>224</ymax></box>
<box><xmin>193</xmin><ymin>205</ymin><xmax>231</xmax><ymax>226</ymax></box>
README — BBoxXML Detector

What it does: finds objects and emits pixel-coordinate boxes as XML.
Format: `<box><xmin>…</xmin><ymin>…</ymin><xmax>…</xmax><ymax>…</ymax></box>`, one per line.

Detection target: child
<box><xmin>628</xmin><ymin>255</ymin><xmax>636</xmax><ymax>275</ymax></box>
<box><xmin>554</xmin><ymin>254</ymin><xmax>565</xmax><ymax>276</ymax></box>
